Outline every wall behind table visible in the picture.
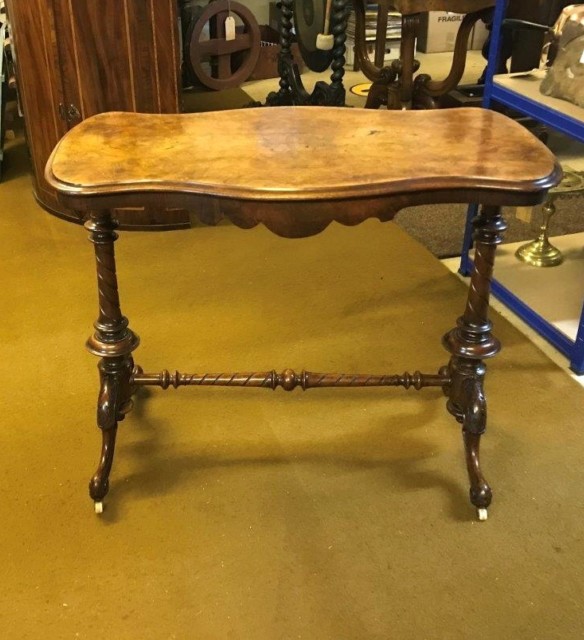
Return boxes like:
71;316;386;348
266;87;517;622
238;0;269;25
182;1;270;25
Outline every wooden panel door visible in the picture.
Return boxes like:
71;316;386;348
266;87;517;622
51;0;180;121
6;0;187;228
5;0;69;216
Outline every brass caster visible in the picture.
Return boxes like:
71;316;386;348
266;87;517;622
477;508;488;522
94;501;104;515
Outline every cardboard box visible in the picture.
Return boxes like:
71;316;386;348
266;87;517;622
470;19;489;51
418;11;490;54
417;11;464;53
345;36;400;69
236;25;304;81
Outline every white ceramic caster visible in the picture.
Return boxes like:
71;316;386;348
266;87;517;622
477;508;488;521
94;501;104;515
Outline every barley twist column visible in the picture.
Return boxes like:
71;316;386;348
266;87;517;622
442;205;507;519
276;0;294;100
85;210;140;511
329;0;348;103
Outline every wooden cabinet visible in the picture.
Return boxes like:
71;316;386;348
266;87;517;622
6;0;189;228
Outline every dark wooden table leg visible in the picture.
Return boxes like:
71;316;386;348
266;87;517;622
398;13;419;106
442;205;507;521
85;210;140;514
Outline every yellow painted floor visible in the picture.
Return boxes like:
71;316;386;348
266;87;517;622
2;133;584;638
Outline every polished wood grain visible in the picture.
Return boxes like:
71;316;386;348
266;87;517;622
47;107;560;205
133;369;451;390
47;106;561;518
51;0;180;118
5;0;68;215
6;0;186;229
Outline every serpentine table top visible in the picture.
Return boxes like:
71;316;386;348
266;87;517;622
43;105;561;518
46;107;560;238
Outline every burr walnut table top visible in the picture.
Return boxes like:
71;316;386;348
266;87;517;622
46;107;560;238
47;107;559;201
44;103;561;520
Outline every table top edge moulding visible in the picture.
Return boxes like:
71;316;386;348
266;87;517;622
46;108;561;207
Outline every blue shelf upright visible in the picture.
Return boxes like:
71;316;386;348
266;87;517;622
458;0;584;373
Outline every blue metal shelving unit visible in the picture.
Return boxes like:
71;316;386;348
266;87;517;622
459;0;584;374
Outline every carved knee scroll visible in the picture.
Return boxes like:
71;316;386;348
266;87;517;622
85;211;139;421
442;206;507;516
443;357;492;510
85;211;140;507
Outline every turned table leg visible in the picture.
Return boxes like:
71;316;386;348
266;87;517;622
442;205;507;520
85;211;140;513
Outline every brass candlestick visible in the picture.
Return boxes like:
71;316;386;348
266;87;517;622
515;198;563;267
516;168;584;267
